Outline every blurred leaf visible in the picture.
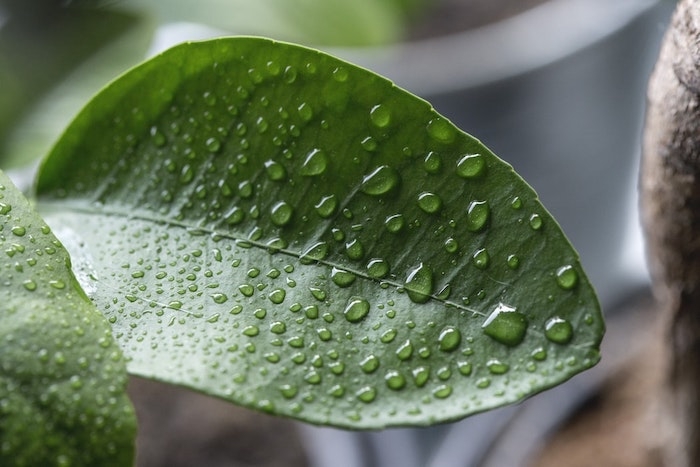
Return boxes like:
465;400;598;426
36;37;603;428
0;170;135;466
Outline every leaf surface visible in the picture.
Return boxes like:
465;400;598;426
0;171;135;466
36;37;604;428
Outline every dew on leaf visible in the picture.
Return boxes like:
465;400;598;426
444;237;458;253
457;361;472;376
23;279;37;291
0;202;11;215
300;148;328;176
529;213;543;230
328;384;345;397
331;268;356;288
486;359;509;375
369;104;391;128
315;195;338;218
268;288;286;304
356;386;376;403
404;262;433;304
456;154;486;178
555;265;578;290
412;366;430;387
238;180;254;198
344;297;370;323
366;258;389;279
466;200;490;232
242;325;259;337
361;165;400;196
317;328;332;341
211;293;228;304
545;316;574;344
361;136;378;152
380;329;397;343
417;192;442;214
438;326;461;352
471;248;490;269
270;201;294;227
360;355;380;373
345;239;365;261
423;152;442;174
384;214;405;233
426;117;455;143
280;384;298;399
482;303;528;347
304;371;322;385
205;137;221;153
433;384;453;399
396;339;414;360
301;242;329;263
531;347;547;361
385;370;406;390
507;254;520;269
239;284;255;297
297;102;313;122
264;160;287;181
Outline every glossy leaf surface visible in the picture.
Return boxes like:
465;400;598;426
0;171;135;466
36;37;603;428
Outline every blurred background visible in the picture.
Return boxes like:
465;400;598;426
0;0;677;465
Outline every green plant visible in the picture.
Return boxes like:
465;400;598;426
0;35;603;465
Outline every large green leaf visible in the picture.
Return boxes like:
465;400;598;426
35;37;604;428
0;171;136;465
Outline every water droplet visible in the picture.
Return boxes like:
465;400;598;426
0;202;11;215
309;286;327;301
385;370;406;390
331;267;356;287
301;242;329;263
438;326;461;352
205;136;221;153
360;135;378;152
288;336;305;348
456;154;486;178
298;102;313;122
531;347;547;361
427;117;455;143
268;288;286;304
487;359;509;374
433;384;453;399
466;201;490;232
476;377;491;389
529;213;543;230
380;329;397;343
482;303;528;347
329;361;345;375
279;384;297;399
366;258;389;279
344;297;370;323
243;325;260;337
270;201;294;227
412;366;430;387
11;226;26;237
356;386;376;403
304;371;322;385
384;214;405;233
180;164;194;184
211;293;228;304
264;160;287;181
361;165;400;196
555;265;578;290
545;316;574;344
314;194;338;218
301;148;328;176
444;237;458;253
507;255;520;269
23;279;37;291
328;384;345;397
457;361;472;376
304;305;319;319
270;321;286;334
417;192;442;214
369;104;391;128
360;355;380;373
404;263;433;304
333;66;349;82
471;248;490;269
423;152;442;174
239;284;255;297
396;339;414;360
345;239;365;261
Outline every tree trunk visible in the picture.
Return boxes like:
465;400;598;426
641;0;700;465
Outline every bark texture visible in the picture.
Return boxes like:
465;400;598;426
641;0;700;464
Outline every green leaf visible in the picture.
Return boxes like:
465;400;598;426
0;171;136;466
35;37;604;428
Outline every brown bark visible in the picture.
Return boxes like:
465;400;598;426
641;0;700;465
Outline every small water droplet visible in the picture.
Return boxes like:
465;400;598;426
361;165;400;196
279;384;298;399
438;326;461;352
0;202;11;215
433;384;453;399
243;325;260;337
457;361;472;376
332;66;349;82
211;293;228;304
456;154;486;178
466;201;490;232
264;160;287;181
385;370;406;390
369;104;391;128
304;371;322;385
328;384;345;397
205;136;221;153
366;258;389;279
487;359;509;374
23;279;37;291
344;297;370;323
396;339;414;360
301;242;329;263
314;194;338;218
545;316;574;344
298;102;313;122
531;347;547;361
356;386;376;403
268;288;286;304
11;226;26;237
270;201;294;227
529;213;543;230
507;254;520;269
269;321;286;334
380;329;397;343
476;377;491;389
482;303;528;347
444;237;458;253
49;280;66;289
301;148;328;176
555;265;578;290
417;192;442;214
345;239;365;261
360;355;380;373
384;214;405;233
427;117;455;143
404;262;433;304
423;152;442;174
412;366;430;387
471;248;490;269
239;284;255;297
331;267;356;288
511;196;523;209
309;286;327;301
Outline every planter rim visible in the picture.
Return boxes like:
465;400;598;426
328;0;660;94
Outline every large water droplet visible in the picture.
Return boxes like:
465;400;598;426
344;297;370;323
366;258;390;279
438;326;461;352
270;201;294;227
360;354;380;373
301;148;328;176
404;262;433;304
361;165;400;196
456;154;486;178
314;194;338;218
555;265;578;290
427;117;455;143
264;160;287;181
331;267;356;288
482;303;528;347
417;192;442;214
545;316;574;344
370;104;391;128
466;201;490;232
301;242;329;263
